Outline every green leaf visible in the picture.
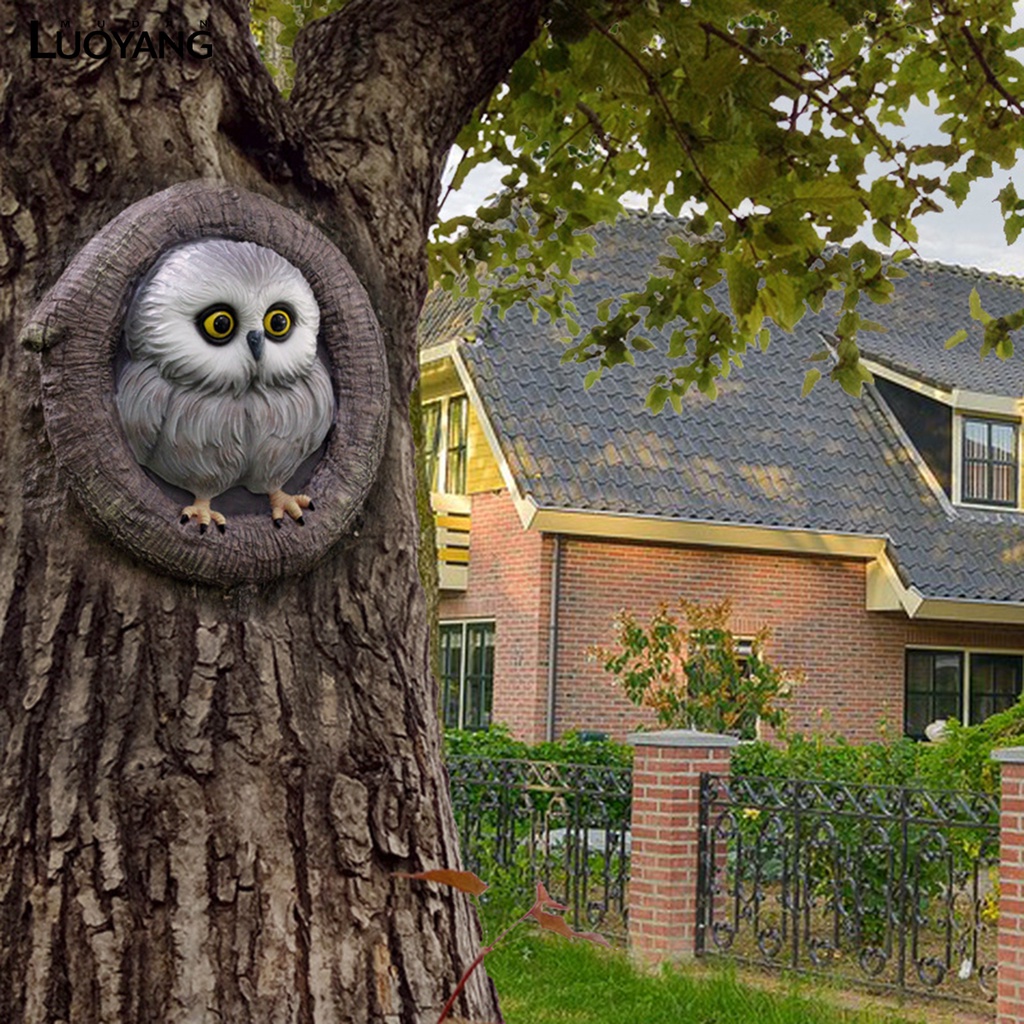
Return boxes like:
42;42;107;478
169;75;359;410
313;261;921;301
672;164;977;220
726;258;760;320
945;328;969;349
801;368;822;397
969;287;993;325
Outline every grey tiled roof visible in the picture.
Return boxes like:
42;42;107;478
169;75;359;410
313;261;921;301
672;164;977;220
452;212;1024;605
860;259;1024;395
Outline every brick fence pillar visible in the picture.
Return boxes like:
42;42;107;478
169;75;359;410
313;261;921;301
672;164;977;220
994;747;1024;1024
627;729;739;963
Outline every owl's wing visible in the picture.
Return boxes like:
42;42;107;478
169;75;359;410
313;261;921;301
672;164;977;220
116;361;174;464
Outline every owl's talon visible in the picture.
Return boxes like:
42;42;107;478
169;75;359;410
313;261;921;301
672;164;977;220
179;500;227;535
268;489;314;527
217;522;226;534
307;501;316;512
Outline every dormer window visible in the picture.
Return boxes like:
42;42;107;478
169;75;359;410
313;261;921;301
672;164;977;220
962;417;1018;507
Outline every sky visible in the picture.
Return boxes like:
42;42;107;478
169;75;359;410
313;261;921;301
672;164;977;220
440;104;1024;278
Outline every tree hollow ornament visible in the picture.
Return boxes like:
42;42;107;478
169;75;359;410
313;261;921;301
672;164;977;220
20;181;389;587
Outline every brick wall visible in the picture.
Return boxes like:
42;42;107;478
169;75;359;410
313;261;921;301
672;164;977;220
442;490;1024;744
997;750;1024;1024
628;732;738;962
438;491;550;740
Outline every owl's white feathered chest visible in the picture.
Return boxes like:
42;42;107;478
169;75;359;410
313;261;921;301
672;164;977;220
116;358;335;498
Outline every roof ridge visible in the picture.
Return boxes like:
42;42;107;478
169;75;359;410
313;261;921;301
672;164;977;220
900;254;1024;288
618;206;1024;283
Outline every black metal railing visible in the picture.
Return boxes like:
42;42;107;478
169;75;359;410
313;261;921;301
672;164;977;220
697;773;1000;1004
447;756;632;940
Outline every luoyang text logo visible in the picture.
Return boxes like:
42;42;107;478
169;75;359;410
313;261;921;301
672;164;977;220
29;20;213;60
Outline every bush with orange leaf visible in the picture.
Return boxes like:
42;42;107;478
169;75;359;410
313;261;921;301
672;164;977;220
596;598;794;739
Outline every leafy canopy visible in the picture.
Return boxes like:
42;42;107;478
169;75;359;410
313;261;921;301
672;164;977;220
256;1;1024;406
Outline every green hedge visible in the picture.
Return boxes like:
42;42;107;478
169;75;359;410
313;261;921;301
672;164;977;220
449;699;1024;795
444;724;633;768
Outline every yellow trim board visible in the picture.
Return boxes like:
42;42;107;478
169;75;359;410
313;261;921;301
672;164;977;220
449;345;538;526
528;504;887;559
863;357;1024;416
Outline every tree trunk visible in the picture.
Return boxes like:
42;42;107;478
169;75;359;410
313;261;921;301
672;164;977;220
0;2;542;1021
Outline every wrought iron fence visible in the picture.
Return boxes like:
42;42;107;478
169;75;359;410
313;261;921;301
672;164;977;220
447;756;632;940
697;773;1001;1004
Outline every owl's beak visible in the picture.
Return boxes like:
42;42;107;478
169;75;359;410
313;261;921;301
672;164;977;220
247;329;264;362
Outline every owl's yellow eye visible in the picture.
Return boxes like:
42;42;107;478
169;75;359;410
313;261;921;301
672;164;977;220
198;307;236;344
263;307;293;340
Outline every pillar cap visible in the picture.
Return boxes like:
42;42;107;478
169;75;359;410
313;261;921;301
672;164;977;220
992;746;1024;764
627;729;741;749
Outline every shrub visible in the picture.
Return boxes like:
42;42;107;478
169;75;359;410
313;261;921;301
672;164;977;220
731;732;923;787
445;725;633;767
915;697;1024;794
596;598;793;739
444;722;530;760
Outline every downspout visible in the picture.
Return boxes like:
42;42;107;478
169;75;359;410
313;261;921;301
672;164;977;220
545;534;563;743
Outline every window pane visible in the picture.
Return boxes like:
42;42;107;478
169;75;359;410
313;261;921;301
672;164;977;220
935;694;962;720
970;653;1022;725
994;464;1016;503
440;624;463;728
906;651;932;691
463;622;495;730
934;654;961;693
905;695;931;738
964;420;988;458
993;423;1016;460
446;396;468;494
905;649;963;738
423;402;442;491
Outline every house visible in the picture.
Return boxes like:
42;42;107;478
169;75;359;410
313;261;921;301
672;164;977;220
419;212;1024;745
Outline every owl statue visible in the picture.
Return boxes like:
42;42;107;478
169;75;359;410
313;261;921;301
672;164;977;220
116;239;336;533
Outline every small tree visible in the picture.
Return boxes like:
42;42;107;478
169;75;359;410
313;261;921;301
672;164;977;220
598;599;793;739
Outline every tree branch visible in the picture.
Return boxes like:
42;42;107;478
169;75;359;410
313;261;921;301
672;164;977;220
212;1;299;180
958;23;1024;117
583;13;737;218
288;0;545;226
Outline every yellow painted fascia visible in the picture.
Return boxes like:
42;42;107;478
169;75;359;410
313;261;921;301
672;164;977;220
909;596;1024;624
448;346;537;530
528;506;887;559
420;340;460;366
865;548;924;616
861;358;954;405
862;357;1024;415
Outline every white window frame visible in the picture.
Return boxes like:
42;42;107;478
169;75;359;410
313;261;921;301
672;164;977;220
952;411;1022;510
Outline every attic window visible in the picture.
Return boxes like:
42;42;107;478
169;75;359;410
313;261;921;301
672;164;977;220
423;395;468;495
962;417;1018;507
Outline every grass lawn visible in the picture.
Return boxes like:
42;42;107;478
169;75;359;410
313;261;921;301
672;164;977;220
483;932;932;1024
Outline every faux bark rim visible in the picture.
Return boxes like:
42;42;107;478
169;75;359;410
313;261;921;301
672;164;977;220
20;180;389;588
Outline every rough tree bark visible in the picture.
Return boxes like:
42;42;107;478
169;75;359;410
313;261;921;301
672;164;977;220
0;2;543;1021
